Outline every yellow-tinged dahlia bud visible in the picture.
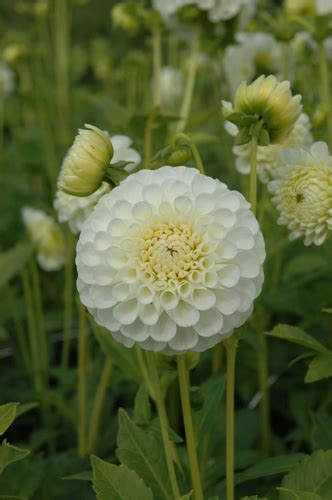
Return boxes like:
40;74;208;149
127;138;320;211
58;124;113;197
22;207;66;271
222;75;302;146
284;0;315;17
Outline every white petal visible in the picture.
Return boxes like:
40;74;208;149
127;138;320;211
168;327;199;351
138;303;160;325
194;308;224;337
160;290;179;310
120;319;150;341
217;265;241;287
214;289;241;315
167;300;200;327
113;299;139;325
189;287;216;310
150;313;177;341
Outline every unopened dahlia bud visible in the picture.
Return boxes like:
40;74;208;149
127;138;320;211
222;75;302;146
58;124;113;197
284;0;315;17
76;166;265;355
268;142;332;246
111;3;140;33
22;208;66;271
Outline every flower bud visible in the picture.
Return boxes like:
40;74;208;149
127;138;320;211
58;124;113;197
111;4;140;34
222;75;302;145
284;0;315;17
22;207;66;271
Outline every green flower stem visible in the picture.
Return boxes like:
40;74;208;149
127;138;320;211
319;42;332;148
147;352;181;500
152;27;162;108
258;333;270;456
87;356;113;453
212;342;224;373
7;284;31;374
0;102;3;152
61;232;76;368
224;338;238;500
176;26;200;133
22;269;42;391
77;300;87;457
54;0;70;146
249;134;258;216
135;345;155;398
177;355;204;500
30;260;48;377
170;133;205;174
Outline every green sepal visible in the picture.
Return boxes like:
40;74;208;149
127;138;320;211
257;128;270;146
104;161;133;187
234;127;251;146
226;112;258;128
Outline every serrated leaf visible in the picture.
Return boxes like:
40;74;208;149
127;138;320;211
0;403;18;435
15;403;38;419
91;455;153;500
265;324;327;353
134;385;151;427
116;409;173;500
305;352;332;383
0;441;30;474
0;242;34;289
233;454;305;485
277;487;323;499
63;471;93;481
311;415;332;450
280;450;332;499
194;373;226;440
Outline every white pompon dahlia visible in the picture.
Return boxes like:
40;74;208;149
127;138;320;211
268;142;332;246
230;113;313;183
54;135;141;234
76;166;265;355
22;207;66;271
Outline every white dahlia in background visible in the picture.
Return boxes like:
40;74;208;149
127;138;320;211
54;135;141;234
268;142;332;246
229;113;313;183
76;166;265;355
22;207;66;271
157;66;184;109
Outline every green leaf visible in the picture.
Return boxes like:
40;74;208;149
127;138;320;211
241;496;267;500
233;454;306;485
116;409;173;500
91;455;153;500
0;441;30;474
311;415;332;450
305;352;332;383
179;494;192;499
277;487;323;499
134;385;151;427
322;308;332;314
280;450;332;498
15;403;38;419
93;325;141;382
265;324;327;353
63;471;93;481
0;403;18;435
0;242;34;289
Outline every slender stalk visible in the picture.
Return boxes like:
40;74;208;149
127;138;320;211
249;135;258;216
224;338;238;500
77;301;87;457
147;353;181;499
188;142;205;174
176;27;200;133
87;357;113;453
319;42;332;148
258;333;270;456
177;355;204;500
22;269;42;391
212;342;224;373
0;101;4;152
135;345;154;398
152;27;162;109
54;0;70;146
61;232;76;367
30;260;48;375
7;284;31;374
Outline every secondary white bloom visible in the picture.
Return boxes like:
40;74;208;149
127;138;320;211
22;208;66;271
76;166;265;355
153;0;250;22
230;113;313;183
268;142;332;246
315;0;332;15
0;62;15;99
54;135;141;234
157;66;184;109
224;33;281;98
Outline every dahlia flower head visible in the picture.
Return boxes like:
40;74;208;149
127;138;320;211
227;113;313;183
76;166;265;355
157;66;184;109
57;124;113;197
222;75;302;146
268;142;332;246
22;207;66;271
152;0;250;22
54;135;141;234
